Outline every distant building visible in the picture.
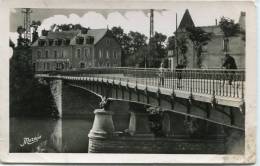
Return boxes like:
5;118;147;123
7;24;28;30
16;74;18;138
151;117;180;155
168;9;245;69
32;28;121;71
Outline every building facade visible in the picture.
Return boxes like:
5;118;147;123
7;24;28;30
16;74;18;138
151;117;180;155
32;29;121;71
168;10;245;69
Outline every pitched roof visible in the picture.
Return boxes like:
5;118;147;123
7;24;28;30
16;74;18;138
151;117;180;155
47;30;80;39
32;29;109;46
87;29;108;45
178;9;195;29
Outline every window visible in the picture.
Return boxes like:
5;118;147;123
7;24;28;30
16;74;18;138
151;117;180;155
37;50;41;59
99;49;102;58
61;50;64;58
84;48;87;57
46;63;50;70
84;48;90;58
202;45;208;52
114;50;117;59
45;50;49;58
223;38;229;52
106;50;109;58
106;39;110;45
77;49;81;58
54;50;57;59
86;48;90;57
80;62;85;68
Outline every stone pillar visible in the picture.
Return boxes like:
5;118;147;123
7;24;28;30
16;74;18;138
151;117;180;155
88;109;115;153
50;79;63;118
128;103;153;136
128;111;153;136
162;112;172;136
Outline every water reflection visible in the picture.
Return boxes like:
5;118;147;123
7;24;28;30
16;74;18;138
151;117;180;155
10;116;94;153
9;102;244;154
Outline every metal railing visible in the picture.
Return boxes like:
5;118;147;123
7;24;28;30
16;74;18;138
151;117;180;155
37;67;245;99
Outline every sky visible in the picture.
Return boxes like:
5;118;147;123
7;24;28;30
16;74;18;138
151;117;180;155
9;5;246;45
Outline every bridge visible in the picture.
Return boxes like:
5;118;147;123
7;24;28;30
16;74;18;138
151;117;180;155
36;67;245;153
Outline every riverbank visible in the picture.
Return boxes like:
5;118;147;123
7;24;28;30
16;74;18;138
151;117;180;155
10;47;58;117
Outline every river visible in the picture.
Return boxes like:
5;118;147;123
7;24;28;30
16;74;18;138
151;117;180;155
10;116;96;153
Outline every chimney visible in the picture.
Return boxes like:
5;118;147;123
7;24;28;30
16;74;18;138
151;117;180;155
81;28;89;34
239;11;246;30
41;29;49;36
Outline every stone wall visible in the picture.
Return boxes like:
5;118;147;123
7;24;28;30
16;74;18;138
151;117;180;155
88;136;226;154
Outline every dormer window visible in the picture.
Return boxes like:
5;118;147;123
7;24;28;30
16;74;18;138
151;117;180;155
55;39;62;46
76;36;84;44
86;36;94;44
38;39;45;46
48;39;54;46
63;38;70;45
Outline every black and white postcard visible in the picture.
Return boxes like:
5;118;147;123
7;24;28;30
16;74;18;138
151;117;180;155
0;0;256;164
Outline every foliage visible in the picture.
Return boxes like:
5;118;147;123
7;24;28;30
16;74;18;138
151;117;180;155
110;27;148;67
219;17;242;53
177;36;188;66
16;26;27;47
130;45;149;67
10;47;58;117
186;27;212;68
52;24;89;32
9;39;15;49
128;31;148;54
219;17;241;38
17;26;25;38
110;26;131;66
166;36;176;50
147;107;165;137
148;32;167;67
31;20;41;43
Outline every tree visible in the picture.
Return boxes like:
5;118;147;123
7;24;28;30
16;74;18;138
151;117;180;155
186;27;212;68
177;36;188;66
131;45;149;67
167;36;176;50
51;24;89;32
16;26;25;47
128;31;148;54
219;17;241;53
149;32;167;67
110;26;131;66
31;20;41;43
125;31;147;66
9;39;15;49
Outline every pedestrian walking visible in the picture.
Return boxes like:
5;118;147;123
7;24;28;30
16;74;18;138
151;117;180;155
159;62;165;86
176;62;185;88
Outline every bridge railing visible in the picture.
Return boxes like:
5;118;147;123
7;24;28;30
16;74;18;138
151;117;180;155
37;67;245;99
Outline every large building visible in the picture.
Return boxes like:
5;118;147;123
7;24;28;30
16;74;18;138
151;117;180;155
32;28;121;71
168;10;245;69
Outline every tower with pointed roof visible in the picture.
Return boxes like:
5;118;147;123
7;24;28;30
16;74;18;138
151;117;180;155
178;9;195;30
168;9;245;69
